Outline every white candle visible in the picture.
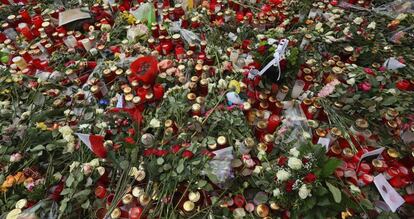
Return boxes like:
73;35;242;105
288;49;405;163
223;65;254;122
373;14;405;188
291;80;305;99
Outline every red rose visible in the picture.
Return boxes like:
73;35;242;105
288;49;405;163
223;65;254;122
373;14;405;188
285;180;295;192
201;149;215;159
257;45;267;55
302;158;309;164
278;156;288;166
233;194;245;207
124;137;135;144
182;150;194;159
171;145;181;154
358;81;372;92
143;148;156;156
396;79;411;91
303;173;317;184
155;149;168;157
363;68;375;76
127;128;135;136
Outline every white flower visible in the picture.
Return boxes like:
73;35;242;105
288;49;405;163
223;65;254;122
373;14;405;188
353;17;363;25
276;169;291;182
66;142;75;153
79;124;91;130
315;22;323;31
149;118;161;128
343;27;350;35
273;188;281;197
217;79;228;89
96;108;104;114
96;122;107;129
346;78;355;85
253;165;263;174
367;21;376;29
233;208;246;219
20;111;31;120
298;184;311;199
63;134;75;143
396;13;407;21
288;157;303;170
69;161;81;172
289;148;300;157
350;184;361;194
64;109;72;116
59;125;73;136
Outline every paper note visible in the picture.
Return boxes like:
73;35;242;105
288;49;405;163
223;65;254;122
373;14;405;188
317;137;330;151
59;8;91;26
373;174;405;212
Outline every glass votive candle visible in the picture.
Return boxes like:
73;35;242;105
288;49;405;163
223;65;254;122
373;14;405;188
291;80;305;99
12;56;28;70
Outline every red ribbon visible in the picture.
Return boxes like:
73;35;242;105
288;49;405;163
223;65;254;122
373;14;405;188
129;56;158;85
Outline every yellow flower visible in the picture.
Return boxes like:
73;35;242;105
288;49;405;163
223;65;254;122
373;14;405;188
14;172;26;184
0;89;10;94
228;80;241;93
36;122;48;131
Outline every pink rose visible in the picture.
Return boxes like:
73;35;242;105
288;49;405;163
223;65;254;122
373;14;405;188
358;81;372;92
363;68;375;76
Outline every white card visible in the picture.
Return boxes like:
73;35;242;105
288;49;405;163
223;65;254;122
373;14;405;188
374;174;405;212
116;94;124;108
317;137;330;151
383;57;406;70
59;8;91;26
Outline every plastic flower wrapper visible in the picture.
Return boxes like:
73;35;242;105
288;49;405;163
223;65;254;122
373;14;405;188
275;101;311;148
203;147;234;188
127;24;149;42
373;0;414;17
389;26;414;44
169;20;200;45
130;3;156;28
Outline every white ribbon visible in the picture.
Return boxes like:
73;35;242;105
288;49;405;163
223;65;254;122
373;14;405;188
248;39;289;81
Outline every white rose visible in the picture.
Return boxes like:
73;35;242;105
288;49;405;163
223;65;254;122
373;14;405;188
288;157;303;170
276;169;291;182
96;108;104;114
63;134;75;143
298;184;311;199
396;13;407;21
59;125;73;136
367;21;376;29
217;79;228;89
289;148;300;157
149;118;161;128
315;22;323;31
353;17;363;25
273;188;281;197
346;78;355;85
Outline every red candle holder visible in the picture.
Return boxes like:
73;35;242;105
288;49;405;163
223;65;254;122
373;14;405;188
129;207;143;219
267;114;281;133
153;83;164;100
95;185;107;199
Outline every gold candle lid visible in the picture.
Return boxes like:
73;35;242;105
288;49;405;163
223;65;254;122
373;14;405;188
342;148;354;158
303;98;313;105
122;194;133;205
334;101;344;109
132;96;141;104
355;118;368;129
188;191;201;202
344;46;354;53
196;96;205;105
336;61;345;68
195;64;203;71
200;78;208;86
268;96;277;103
183;201;195;212
257;143;267;152
165;119;173;128
208;143;217;150
259;102;268;109
192;103;201;112
270;201;280;210
103;69;111;76
316;128;327;137
331;144;342;155
387;108;399;118
303;68;312;75
263;134;274;144
139;194;151;206
110;208;121;219
372;159;383;168
332;66;343;74
275;101;284;108
244;138;255;148
123;86;132;94
304;75;313;82
281;85;289;93
65;69;75;76
187;93;196;101
387;148;399;158
386;120;397;129
90;85;100;94
256;204;269;217
132;187;144;198
115;69;123;76
257;120;267;129
330;127;342;137
191;76;199;83
217;136;227;146
165;127;174;135
243;102;251;111
125;94;134;102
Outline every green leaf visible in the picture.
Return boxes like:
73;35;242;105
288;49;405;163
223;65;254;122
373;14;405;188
81;200;90;209
176;160;184;174
66;175;74;187
33;92;45;106
197;180;207;188
326;182;341;203
73;189;91;199
360;198;374;210
321;159;342;177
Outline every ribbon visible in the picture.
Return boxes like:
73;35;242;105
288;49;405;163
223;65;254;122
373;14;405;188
248;39;289;81
129;56;158;85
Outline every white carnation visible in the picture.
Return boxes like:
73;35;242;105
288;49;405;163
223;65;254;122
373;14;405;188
276;169;291;182
288;157;303;170
289;148;300;157
298;184;311;199
59;125;73;136
353;17;363;25
273;188;281;197
367;21;376;29
96;108;104;114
